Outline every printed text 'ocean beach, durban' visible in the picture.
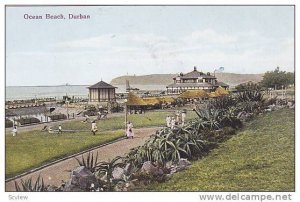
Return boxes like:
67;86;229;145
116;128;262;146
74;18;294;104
23;13;90;20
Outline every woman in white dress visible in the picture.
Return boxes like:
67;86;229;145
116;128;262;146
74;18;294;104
171;117;176;129
126;121;134;139
166;116;171;128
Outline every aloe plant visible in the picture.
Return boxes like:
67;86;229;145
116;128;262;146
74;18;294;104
194;108;221;130
14;175;47;192
165;139;188;163
75;151;99;173
236;90;265;102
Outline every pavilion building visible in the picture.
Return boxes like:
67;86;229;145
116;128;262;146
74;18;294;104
166;67;229;95
88;80;117;103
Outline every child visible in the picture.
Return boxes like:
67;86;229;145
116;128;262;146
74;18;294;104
58;125;62;134
91;121;98;135
12;126;17;136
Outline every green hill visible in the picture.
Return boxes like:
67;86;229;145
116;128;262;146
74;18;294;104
110;73;263;86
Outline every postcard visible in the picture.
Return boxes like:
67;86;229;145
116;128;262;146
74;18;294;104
3;4;296;202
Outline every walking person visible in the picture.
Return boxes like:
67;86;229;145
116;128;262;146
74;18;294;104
166;115;171;128
12;126;18;137
91;121;98;135
126;121;134;139
58;125;62;134
171;117;176;129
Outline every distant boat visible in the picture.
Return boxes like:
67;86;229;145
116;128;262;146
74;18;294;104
126;80;139;92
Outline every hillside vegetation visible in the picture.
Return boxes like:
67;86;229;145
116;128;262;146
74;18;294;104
110;72;263;86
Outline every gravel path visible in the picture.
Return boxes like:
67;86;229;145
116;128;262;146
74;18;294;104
5;127;160;191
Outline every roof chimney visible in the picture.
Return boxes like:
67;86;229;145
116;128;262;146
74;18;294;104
194;66;197;71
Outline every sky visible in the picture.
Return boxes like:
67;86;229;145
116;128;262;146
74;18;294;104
6;6;294;86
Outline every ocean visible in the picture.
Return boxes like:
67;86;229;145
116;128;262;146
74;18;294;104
5;84;167;101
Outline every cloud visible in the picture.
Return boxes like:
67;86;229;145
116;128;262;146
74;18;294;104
7;28;294;86
41;29;296;73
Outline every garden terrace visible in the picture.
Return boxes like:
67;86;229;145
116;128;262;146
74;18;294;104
144;108;294;191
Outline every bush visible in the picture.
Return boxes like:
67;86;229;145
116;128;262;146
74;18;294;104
16;117;40;125
48;114;67;121
5;119;13;128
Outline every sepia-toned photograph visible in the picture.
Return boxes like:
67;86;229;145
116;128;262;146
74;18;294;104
4;4;295;197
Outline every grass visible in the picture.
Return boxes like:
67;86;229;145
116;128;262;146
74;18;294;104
6;110;197;178
144;108;295;191
54;110;197;131
5;130;124;178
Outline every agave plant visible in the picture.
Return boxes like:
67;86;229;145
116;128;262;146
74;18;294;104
220;107;243;129
15;175;47;192
194;108;221;130
236;90;265;103
97;156;125;191
164;139;188;163
209;96;237;110
75;151;99;173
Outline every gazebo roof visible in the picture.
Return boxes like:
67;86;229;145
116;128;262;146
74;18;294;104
126;92;147;106
208;92;220;98
215;86;229;96
178;90;208;99
143;97;161;105
157;96;176;104
88;81;117;89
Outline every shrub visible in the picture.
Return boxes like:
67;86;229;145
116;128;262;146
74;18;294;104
48;114;67;121
5;119;13;128
16;117;40;125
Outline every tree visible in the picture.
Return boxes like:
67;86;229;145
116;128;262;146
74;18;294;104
260;67;294;89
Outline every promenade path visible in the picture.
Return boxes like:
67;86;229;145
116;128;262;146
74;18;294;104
6;127;160;191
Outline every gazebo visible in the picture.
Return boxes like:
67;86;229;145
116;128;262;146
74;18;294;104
143;97;161;109
88;80;117;103
208;86;229;98
157;96;176;105
215;86;229;96
178;89;208;99
126;92;147;113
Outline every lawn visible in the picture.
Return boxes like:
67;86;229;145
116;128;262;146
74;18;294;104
5;130;124;178
145;108;295;191
6;110;197;178
54;110;198;131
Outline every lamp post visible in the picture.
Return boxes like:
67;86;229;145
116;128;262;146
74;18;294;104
124;99;128;136
66;100;69;119
214;67;224;76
